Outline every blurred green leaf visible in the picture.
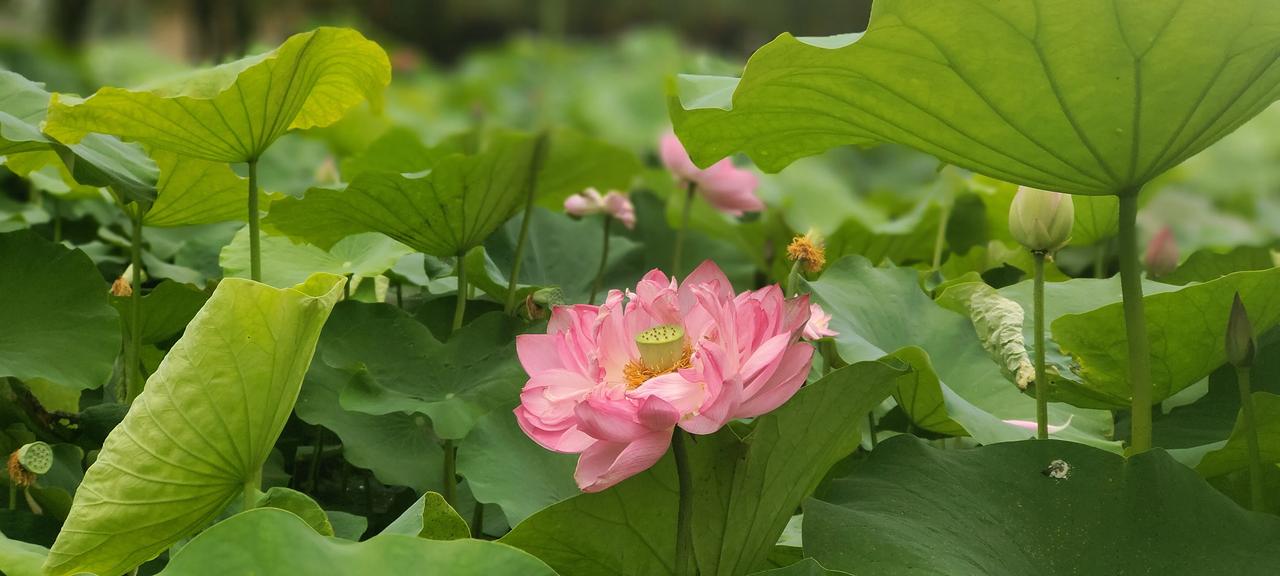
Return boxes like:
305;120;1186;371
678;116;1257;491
220;228;411;289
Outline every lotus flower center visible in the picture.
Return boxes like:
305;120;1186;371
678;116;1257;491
625;324;692;389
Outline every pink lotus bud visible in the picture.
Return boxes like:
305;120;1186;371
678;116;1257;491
1144;226;1179;277
563;188;636;230
803;303;839;340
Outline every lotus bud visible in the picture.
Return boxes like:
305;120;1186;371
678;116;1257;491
1144;226;1178;278
1008;186;1074;253
1226;292;1254;369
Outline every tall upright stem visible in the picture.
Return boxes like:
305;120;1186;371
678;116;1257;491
247;160;262;282
1118;193;1153;453
126;210;144;403
589;217;612;305
931;202;952;271
672;429;695;576
243;469;260;511
441;439;457;506
1236;367;1265;511
1032;251;1048;440
453;253;468;332
504;132;550;315
673;182;696;277
785;259;803;298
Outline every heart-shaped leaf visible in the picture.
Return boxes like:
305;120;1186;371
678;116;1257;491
0;230;120;391
319;302;525;440
456;410;578;527
44;27;390;164
157;508;556;575
43;274;344;576
803;435;1280;575
670;0;1280;195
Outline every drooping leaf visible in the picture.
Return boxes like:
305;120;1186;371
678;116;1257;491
803;435;1280;575
456;409;578;526
319;302;525;439
265;133;540;256
0;230;120;391
158;508;557;576
806;256;1115;447
388;492;471;541
44;27;391;164
501;361;904;576
255;487;334;537
294;360;443;493
0;70;159;204
1053;267;1280;408
43;274;344;576
670;0;1280;196
220;228;411;289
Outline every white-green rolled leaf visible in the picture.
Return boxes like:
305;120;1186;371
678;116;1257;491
43;273;345;576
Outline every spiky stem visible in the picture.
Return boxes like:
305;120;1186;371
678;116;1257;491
589;217;612;305
1236;367;1265;511
125;209;144;403
672;429;695;576
247;160;262;282
1033;251;1048;440
504;132;550;314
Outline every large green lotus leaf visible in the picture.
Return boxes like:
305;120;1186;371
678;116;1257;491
338;127;438;180
0;230;120;391
220;227;411;289
534;129;642;207
1198;392;1280;478
44;27;390;163
382;491;470;541
689;361;903;576
501;361;902;576
143;149;256;227
43;274;344;576
158;508;556;576
1158;246;1277;286
264;133;540;256
803;435;1280;575
484;207;643;304
456;409;577;526
295;349;443;493
806;256;1114;447
319;302;524;440
254;487;334;537
670;0;1280;196
109;280;209;345
1053;267;1280;408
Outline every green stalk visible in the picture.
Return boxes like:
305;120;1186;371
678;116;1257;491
503;132;551;315
867;413;878;449
588;217;612;305
471;502;485;539
125;210;144;403
247;160;262;282
307;426;323;495
671;429;696;576
243;469;260;511
442;439;457;506
1032;251;1048;440
785;259;803;298
672;182;696;277
931;202;952;271
453;253;468;332
1236;367;1265;511
1118;193;1153;453
1094;243;1107;279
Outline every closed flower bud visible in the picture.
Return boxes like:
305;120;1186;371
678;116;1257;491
1226;292;1254;368
1144;226;1179;278
1009;186;1074;253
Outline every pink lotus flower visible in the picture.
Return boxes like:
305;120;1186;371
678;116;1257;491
564;188;636;230
514;261;813;492
1144;226;1178;277
803;303;839;340
660;132;763;216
